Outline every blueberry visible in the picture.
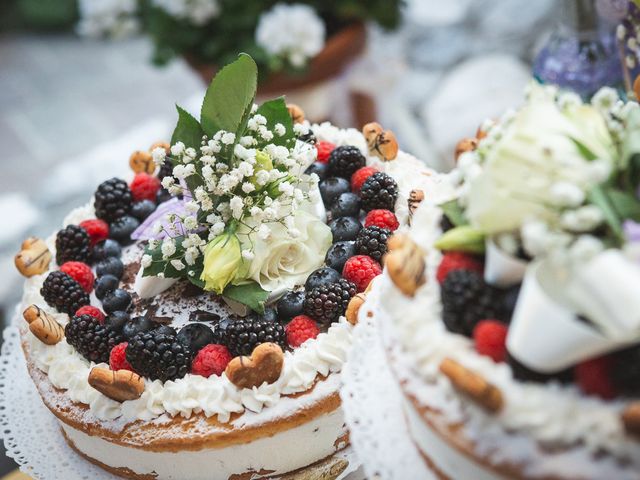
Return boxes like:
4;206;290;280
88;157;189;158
325;241;356;272
261;307;278;323
276;291;305;321
305;162;328;181
94;274;120;300
177;323;215;353
319;177;350;206
155;325;177;336
131;200;157;221
104;311;130;332
330;192;361;219
156;188;172;204
329;217;362;242
93;239;122;262
122;316;155;340
102;288;132;314
109;215;140;245
96;257;124;279
305;267;341;291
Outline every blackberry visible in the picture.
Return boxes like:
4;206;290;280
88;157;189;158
65;314;123;363
223;317;286;357
508;353;573;385
94;178;132;222
441;270;506;337
55;225;91;265
304;279;357;325
157;161;173;182
328;145;366;179
355;226;391;262
612;345;640;396
41;271;90;315
360;172;398;212
126;328;192;382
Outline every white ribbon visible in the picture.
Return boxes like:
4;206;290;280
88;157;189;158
506;250;640;372
484;239;527;287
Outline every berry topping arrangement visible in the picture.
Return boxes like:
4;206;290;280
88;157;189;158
15;54;405;421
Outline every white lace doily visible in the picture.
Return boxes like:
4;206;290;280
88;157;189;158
0;313;363;480
340;308;435;479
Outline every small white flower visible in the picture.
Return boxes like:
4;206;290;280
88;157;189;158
586;159;612;183
274;123;286;136
592;87;619;112
171;142;185;156
256;4;325;68
560;206;603;232
242;182;256;193
151;147;167;166
151;0;220;26
211;221;226;236
569;235;604;262
288;228;301;238
170;259;186;271
183;216;198;230
185;201;199;214
148;239;159;250
152;222;163;235
549;181;585;208
229;196;244;219
221;132;236;145
255;170;270;186
141;254;153;269
161;238;176;258
185;247;200;266
161;176;175;189
278;181;294;196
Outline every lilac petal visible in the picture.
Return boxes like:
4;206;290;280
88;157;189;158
623;219;640;243
131;198;188;241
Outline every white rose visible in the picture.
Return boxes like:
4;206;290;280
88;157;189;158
240;209;331;291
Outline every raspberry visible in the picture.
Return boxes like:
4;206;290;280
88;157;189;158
436;252;484;284
472;320;508;362
364;209;399;231
350;166;379;193
130;173;161;202
79;219;109;246
191;344;232;378
575;356;617;400
342;255;382;292
315;141;335;164
109;342;133;371
286;315;320;348
75;305;105;324
60;261;94;293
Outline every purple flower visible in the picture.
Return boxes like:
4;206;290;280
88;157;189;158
623;219;640;242
131;198;189;241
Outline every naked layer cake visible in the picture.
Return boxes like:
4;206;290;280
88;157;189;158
366;84;640;479
15;54;435;479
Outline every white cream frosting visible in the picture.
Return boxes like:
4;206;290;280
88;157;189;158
372;176;640;476
21;123;430;427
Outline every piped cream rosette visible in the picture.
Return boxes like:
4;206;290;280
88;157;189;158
506;250;640;372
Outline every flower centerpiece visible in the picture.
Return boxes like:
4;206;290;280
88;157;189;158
434;83;640;374
136;53;331;313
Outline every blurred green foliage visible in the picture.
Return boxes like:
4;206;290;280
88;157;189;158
2;0;78;31
141;0;403;78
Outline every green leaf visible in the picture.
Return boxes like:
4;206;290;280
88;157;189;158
255;97;294;147
588;186;623;241
605;188;640;222
569;137;598;161
200;53;257;137
440;200;468;227
171;105;204;149
223;281;269;314
433;226;485;254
